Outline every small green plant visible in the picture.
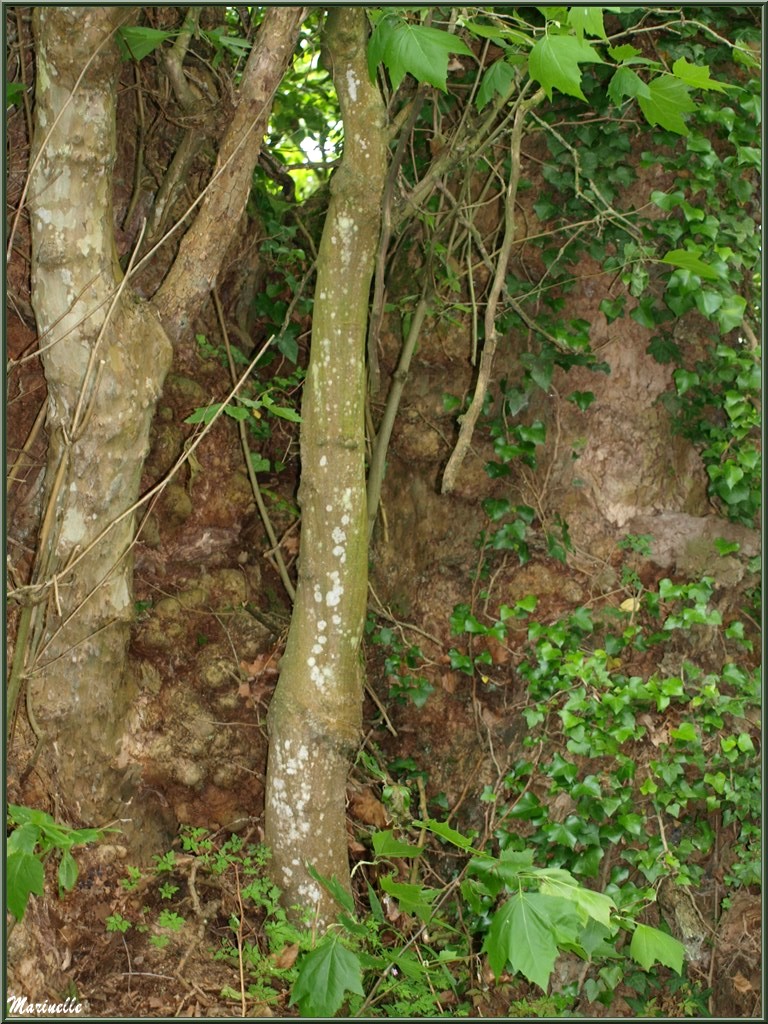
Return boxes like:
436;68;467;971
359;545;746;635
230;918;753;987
6;804;117;921
366;616;434;707
106;912;132;934
120;865;143;891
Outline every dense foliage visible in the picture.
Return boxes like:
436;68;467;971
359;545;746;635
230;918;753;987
7;4;760;1016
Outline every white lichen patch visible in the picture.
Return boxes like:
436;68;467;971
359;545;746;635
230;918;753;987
59;505;86;546
346;69;359;102
309;660;334;694
325;570;343;607
319;455;328;468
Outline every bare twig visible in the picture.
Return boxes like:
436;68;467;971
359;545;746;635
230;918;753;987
441;88;545;493
212;288;296;602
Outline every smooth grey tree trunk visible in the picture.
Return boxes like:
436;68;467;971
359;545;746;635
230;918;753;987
264;8;388;926
26;7;172;830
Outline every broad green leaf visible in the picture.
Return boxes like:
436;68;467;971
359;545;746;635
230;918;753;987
567;7;608;41
660;249;719;280
529;34;604;101
379;874;439;921
306;866;356;915
291;935;364;1018
672;57;732;93
117;26;174;62
608;43;641;61
462;20;533;48
369;16;474;92
484;892;581;989
58;850;78;892
579;918;621;959
536;870;616;929
629;922;684;974
8;805;55;829
260;399;301;423
7;821;40;855
372;830;423;859
7;850;44;921
607;66;650;106
417;817;475;849
476;61;516;110
638;76;696;135
224;405;250;422
469;848;535;895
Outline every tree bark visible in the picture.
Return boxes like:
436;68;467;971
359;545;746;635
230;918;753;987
26;7;172;829
264;7;388;926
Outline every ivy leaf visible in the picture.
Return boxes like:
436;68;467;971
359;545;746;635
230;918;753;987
567;7;608;41
607;66;650;106
716;294;746;334
629;923;685;974
290;935;364;1018
660;249;719;280
637;75;696;135
369;16;474;92
672;57;733;93
567;390;596;411
484;892;581;989
529;34;604;101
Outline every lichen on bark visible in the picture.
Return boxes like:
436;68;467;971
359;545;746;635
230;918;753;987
264;8;388;926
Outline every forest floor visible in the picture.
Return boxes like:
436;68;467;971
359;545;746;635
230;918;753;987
6;318;761;1019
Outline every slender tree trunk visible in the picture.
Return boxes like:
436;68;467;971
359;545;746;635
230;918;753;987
264;8;388;926
26;7;172;828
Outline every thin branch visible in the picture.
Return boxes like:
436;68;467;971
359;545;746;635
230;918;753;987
441;89;545;494
212;288;296;602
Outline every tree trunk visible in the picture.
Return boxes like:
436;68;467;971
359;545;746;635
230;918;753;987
22;6;306;841
26;7;172;829
264;7;388;926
